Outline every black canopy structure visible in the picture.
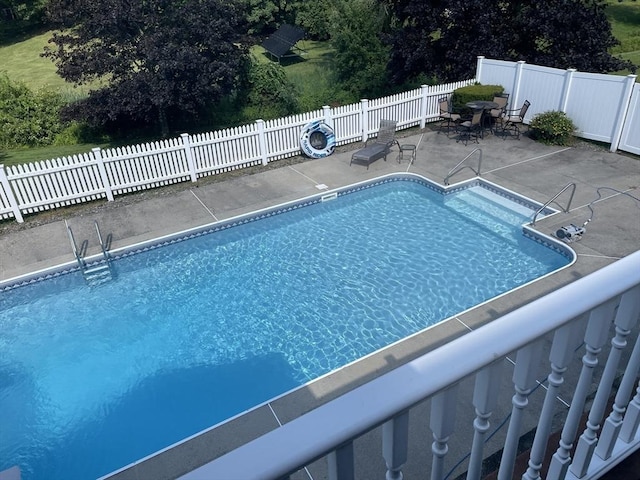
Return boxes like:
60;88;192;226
261;24;306;62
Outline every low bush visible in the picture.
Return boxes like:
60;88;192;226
529;111;576;145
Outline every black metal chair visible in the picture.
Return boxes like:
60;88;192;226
438;97;461;135
489;93;509;133
501;100;531;140
456;110;483;145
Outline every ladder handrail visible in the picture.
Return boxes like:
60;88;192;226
444;148;482;185
66;223;85;269
530;182;576;226
94;220;110;261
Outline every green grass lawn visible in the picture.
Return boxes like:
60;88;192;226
1;31;72;91
606;0;640;77
0;143;112;167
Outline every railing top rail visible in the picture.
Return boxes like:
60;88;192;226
181;250;640;480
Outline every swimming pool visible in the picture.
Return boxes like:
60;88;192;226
0;174;573;480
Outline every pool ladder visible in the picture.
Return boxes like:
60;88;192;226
66;220;114;285
444;148;482;185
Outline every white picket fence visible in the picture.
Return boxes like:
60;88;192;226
1;55;639;223
0;79;473;223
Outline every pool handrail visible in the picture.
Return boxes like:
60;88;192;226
444;148;482;185
530;182;576;226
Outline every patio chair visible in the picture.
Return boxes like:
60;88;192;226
489;93;509;131
438;97;461;135
456;110;483;145
501;100;531;140
350;119;399;169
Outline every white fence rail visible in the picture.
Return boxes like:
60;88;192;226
2;56;639;223
476;56;639;154
175;251;640;480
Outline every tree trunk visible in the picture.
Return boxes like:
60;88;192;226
158;107;169;138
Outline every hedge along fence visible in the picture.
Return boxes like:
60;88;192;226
0;79;474;223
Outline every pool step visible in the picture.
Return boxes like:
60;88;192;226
445;188;533;240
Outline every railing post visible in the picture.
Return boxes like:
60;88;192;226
360;99;369;143
0;164;23;223
383;411;409;480
571;290;640;478
609;74;638;153
546;301;616;480
180;133;198;183
430;385;458;480
419;85;429;129
92;147;114;201
256;119;269;166
328;442;354;480
467;360;503;480
498;340;545;480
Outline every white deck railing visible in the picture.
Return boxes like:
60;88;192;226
179;251;640;480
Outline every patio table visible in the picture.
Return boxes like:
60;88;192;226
466;101;499;136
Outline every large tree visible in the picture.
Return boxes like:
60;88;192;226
43;0;249;136
329;0;392;98
388;0;634;84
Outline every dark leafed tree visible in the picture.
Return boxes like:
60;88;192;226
43;0;249;136
387;0;634;84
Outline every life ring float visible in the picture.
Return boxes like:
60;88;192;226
300;121;336;158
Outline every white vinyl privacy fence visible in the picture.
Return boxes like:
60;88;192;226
1;56;638;223
476;56;639;155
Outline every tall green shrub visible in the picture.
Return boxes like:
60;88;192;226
529;111;576;145
0;74;66;148
243;61;299;120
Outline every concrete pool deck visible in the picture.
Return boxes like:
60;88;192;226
0;128;639;479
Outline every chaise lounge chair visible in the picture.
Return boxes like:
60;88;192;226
350;119;399;169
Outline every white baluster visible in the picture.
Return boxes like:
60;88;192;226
328;441;354;480
596;286;640;459
546;305;614;479
383;411;409;480
620;380;640;442
571;292;639;477
523;316;589;480
466;361;503;480
497;340;545;480
430;385;459;480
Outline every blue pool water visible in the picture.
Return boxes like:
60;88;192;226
0;178;571;480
